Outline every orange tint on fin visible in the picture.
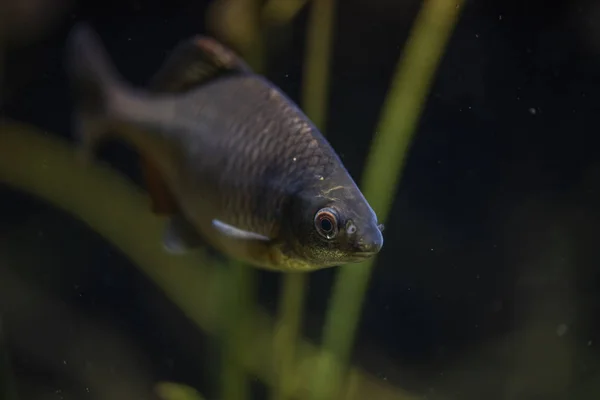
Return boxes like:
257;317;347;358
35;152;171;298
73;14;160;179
140;154;178;215
193;37;252;73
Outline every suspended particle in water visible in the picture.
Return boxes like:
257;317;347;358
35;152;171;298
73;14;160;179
556;323;568;337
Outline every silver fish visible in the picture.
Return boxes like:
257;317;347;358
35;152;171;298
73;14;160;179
66;23;383;272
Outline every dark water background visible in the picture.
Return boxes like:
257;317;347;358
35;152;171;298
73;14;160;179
1;0;600;398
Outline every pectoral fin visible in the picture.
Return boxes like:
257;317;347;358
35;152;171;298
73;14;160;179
211;219;270;242
163;215;205;254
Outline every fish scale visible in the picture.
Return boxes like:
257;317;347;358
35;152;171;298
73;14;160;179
171;76;341;234
185;78;336;230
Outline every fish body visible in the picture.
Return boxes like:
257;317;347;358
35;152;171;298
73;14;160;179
67;23;383;272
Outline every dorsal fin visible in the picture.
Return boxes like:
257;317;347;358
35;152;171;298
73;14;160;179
149;36;252;93
141;36;251;214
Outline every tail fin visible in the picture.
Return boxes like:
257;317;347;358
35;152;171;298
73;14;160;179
66;23;125;163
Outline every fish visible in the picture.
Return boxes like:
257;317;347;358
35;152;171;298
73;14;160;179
66;23;384;272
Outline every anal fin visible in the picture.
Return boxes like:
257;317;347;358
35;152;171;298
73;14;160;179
163;214;205;254
140;153;179;214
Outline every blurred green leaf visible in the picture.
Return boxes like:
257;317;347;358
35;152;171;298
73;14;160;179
155;382;206;400
262;0;309;26
301;0;337;130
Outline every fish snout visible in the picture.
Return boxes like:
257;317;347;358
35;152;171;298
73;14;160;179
356;227;384;255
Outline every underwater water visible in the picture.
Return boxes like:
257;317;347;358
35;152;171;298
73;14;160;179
1;0;600;399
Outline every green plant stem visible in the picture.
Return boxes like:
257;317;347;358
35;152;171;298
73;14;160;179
204;2;264;400
272;1;337;398
301;0;337;130
271;273;307;400
262;0;309;27
207;0;265;73
221;261;254;400
155;381;207;400
309;0;465;399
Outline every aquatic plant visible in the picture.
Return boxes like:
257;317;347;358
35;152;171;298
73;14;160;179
155;381;207;400
0;0;463;397
309;1;464;398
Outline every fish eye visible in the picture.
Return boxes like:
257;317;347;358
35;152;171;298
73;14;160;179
314;208;338;239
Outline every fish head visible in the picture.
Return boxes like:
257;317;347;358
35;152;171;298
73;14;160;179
284;180;384;268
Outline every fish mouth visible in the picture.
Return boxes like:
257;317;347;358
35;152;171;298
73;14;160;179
353;237;383;256
358;251;378;258
349;251;379;261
